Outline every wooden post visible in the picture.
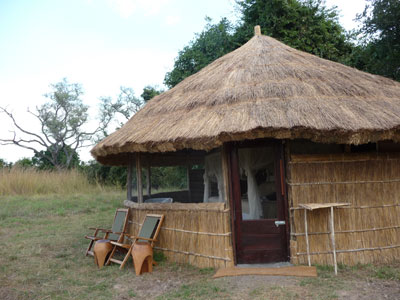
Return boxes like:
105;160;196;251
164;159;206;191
187;165;191;202
146;163;151;198
304;209;311;267
136;153;143;204
127;156;133;201
221;145;230;205
222;144;235;266
330;206;338;275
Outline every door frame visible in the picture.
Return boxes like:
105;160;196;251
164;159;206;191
225;139;290;264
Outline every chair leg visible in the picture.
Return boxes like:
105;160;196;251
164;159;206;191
142;255;153;274
94;251;99;266
106;245;118;266
119;247;133;270
86;240;94;256
133;255;153;275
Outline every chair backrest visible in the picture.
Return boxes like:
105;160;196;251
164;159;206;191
137;214;164;246
108;208;129;241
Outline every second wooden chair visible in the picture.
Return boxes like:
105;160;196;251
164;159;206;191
106;214;164;271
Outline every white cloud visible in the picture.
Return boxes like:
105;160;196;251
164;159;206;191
165;15;181;26
108;0;172;18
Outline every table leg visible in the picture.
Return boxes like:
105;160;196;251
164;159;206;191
304;209;311;267
330;206;337;275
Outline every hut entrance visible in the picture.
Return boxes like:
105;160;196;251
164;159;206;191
230;142;288;264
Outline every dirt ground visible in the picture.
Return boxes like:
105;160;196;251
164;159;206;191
110;262;400;300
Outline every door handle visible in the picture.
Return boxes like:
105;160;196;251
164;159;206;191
275;220;285;227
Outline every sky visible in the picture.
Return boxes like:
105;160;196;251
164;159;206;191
0;0;367;163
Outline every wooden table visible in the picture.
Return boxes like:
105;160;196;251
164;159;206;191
299;203;350;275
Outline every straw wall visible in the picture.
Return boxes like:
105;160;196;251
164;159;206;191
124;201;234;268
287;153;400;266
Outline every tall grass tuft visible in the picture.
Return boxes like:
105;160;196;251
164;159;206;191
0;167;107;195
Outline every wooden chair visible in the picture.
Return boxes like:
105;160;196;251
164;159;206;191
106;214;164;270
85;208;129;256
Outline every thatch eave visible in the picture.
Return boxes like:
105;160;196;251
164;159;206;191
91;34;400;165
93;125;400;165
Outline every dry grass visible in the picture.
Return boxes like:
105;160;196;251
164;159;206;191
92;34;400;164
0;167;107;196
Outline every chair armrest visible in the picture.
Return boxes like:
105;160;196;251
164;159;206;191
128;236;156;242
88;227;109;231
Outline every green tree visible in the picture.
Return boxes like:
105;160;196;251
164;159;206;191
14;158;34;168
352;0;400;81
164;1;354;88
0;79;115;170
164;17;235;88
32;145;80;170
82;160;128;187
235;0;353;61
141;85;164;102
0;158;11;168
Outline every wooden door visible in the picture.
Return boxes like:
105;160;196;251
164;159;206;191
229;141;289;264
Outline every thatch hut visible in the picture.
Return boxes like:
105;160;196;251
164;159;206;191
91;27;400;268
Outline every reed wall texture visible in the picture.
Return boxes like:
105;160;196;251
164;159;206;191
287;153;400;266
123;201;234;268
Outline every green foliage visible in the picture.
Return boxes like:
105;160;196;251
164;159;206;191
235;0;353;62
13;158;35;168
0;158;12;168
81;160;127;187
82;161;187;191
150;166;188;190
371;265;400;281
164;1;354;88
141;85;164;102
164;17;236;88
32;145;80;170
352;0;400;81
153;250;167;263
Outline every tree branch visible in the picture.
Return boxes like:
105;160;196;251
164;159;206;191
1;107;49;147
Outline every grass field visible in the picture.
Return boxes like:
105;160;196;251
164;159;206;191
1;189;399;299
0;167;103;196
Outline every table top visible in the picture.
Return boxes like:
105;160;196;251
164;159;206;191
299;203;350;211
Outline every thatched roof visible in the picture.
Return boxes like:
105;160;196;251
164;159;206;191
92;31;400;164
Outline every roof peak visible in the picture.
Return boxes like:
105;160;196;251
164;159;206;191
254;25;261;36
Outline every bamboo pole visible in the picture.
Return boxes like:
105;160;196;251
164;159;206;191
187;165;191;202
127;156;133;201
146;164;151;197
330;206;337;275
290;203;400;210
136;153;143;203
154;246;232;262
288;178;400;186
291;224;400;236
296;244;400;256
221;145;230;205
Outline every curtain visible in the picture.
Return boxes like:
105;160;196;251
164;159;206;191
203;152;224;203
